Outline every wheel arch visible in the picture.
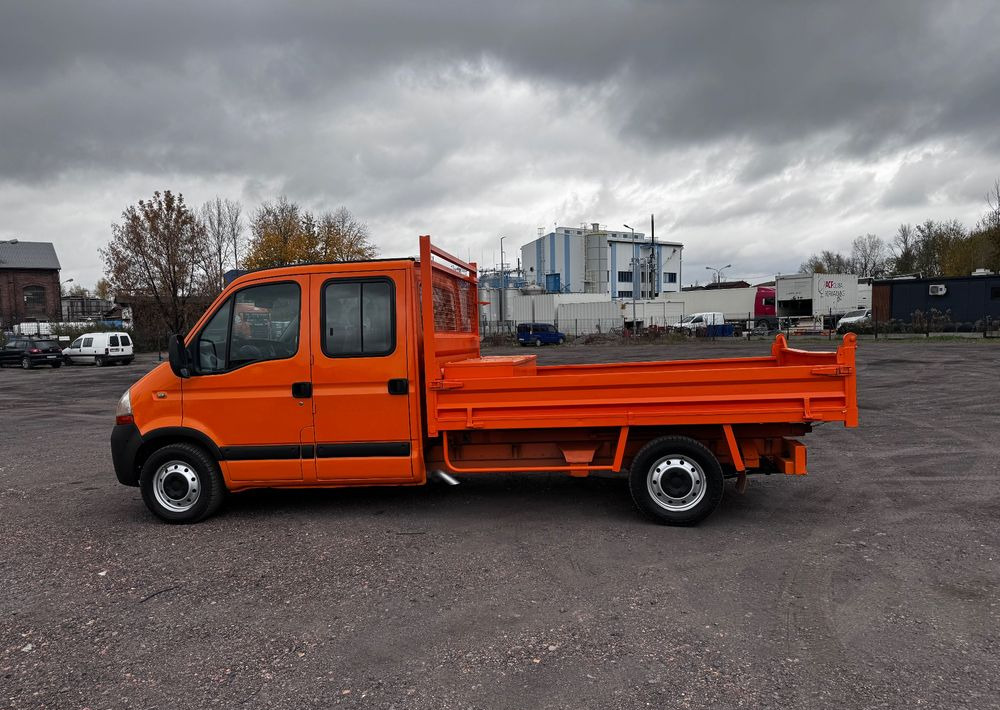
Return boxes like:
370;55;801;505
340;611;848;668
135;427;223;478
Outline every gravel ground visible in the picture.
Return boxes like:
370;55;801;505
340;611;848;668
2;339;999;709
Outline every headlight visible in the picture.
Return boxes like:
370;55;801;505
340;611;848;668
115;389;133;425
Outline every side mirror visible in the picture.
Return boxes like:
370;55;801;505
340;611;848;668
168;333;191;378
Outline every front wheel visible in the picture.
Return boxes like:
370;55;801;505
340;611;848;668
139;442;227;523
535;338;542;347
21;356;32;370
628;435;724;525
95;356;105;367
557;337;565;345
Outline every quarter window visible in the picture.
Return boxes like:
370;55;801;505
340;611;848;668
82;337;93;347
323;279;395;357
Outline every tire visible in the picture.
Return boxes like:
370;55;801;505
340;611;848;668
628;435;724;526
21;357;32;370
558;337;565;345
95;356;105;367
139;442;227;524
63;356;72;365
535;338;542;347
755;319;769;330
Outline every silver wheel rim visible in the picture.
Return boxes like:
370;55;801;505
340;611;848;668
647;455;707;512
152;460;201;513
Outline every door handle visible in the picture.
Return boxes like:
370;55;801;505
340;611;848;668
291;382;312;398
387;378;408;395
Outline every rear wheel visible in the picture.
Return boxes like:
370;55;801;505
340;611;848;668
628;435;724;525
139;442;226;523
21;357;32;370
558;337;565;345
535;338;542;347
95;356;105;367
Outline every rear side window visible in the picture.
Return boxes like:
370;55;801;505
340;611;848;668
120;335;131;346
109;335;120;346
323;279;395;357
82;337;93;347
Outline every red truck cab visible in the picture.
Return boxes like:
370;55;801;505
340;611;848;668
111;237;858;525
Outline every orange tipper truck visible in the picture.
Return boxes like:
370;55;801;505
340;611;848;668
111;237;859;525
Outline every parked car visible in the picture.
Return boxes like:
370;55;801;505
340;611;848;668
0;337;64;369
517;322;566;346
836;309;871;333
670;312;725;333
63;332;134;366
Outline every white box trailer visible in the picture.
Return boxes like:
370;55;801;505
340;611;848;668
776;273;858;322
671;287;761;322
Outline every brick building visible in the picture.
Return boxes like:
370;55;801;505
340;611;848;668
0;241;62;328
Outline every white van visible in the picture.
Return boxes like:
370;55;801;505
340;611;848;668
63;332;134;366
671;312;725;333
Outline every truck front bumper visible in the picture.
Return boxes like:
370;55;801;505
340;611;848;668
111;423;143;486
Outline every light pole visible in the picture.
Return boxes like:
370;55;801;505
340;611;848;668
498;235;505;326
623;224;638;327
706;264;731;284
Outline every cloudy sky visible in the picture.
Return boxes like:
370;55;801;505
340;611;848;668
2;1;999;287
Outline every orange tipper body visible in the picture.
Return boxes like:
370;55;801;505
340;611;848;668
110;236;859;525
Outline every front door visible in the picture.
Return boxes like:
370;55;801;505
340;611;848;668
309;270;415;481
181;277;314;482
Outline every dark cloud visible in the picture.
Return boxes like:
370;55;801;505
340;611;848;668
1;1;999;284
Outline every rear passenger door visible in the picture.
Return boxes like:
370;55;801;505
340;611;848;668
309;270;415;481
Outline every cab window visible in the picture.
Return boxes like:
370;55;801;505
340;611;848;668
194;282;300;374
323;278;394;357
71;338;82;349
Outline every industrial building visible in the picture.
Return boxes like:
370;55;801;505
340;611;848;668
519;223;683;298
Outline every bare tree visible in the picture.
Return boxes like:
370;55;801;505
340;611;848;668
101;190;210;334
850;233;887;278
889;224;919;274
800;249;853;274
200;197;244;290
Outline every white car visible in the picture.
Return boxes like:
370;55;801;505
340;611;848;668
836;309;871;332
63;332;134;366
671;312;725;332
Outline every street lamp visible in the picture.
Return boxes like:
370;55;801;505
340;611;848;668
498;235;505;325
706;264;731;284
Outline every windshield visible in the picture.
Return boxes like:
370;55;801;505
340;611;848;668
844;310;867;318
34;340;59;349
679;315;695;324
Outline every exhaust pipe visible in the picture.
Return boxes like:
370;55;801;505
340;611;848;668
431;470;460;486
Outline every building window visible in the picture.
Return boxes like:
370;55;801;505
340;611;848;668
617;270;633;282
665;272;677;284
23;285;46;313
618;290;632;299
